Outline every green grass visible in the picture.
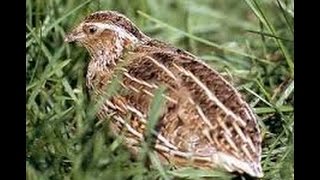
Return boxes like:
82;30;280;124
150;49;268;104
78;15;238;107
26;0;294;179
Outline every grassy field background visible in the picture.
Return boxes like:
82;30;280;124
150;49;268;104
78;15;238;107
26;0;294;179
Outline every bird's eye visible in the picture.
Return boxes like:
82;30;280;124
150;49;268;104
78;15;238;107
89;26;97;34
83;25;97;34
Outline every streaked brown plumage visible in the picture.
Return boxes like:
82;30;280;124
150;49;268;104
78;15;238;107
65;11;263;178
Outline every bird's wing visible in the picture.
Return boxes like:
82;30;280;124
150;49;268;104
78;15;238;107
104;43;263;177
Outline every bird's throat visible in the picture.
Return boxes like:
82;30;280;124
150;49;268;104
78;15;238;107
87;35;138;71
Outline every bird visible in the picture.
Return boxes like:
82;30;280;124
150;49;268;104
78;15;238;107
65;10;263;178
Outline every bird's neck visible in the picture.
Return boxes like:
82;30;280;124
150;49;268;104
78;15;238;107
88;35;139;71
86;36;139;91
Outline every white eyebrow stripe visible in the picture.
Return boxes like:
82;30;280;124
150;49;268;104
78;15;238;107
89;22;139;43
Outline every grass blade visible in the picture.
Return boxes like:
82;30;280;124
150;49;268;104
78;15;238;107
276;0;294;35
137;11;271;64
276;80;294;106
246;29;293;42
44;0;92;36
148;152;170;180
147;86;166;135
255;106;293;114
244;0;294;76
169;167;233;179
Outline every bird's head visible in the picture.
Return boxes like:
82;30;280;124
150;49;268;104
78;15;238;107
65;11;149;64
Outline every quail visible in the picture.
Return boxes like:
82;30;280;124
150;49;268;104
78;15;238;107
65;11;263;178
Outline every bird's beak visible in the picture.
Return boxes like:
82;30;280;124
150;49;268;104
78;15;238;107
64;28;84;43
64;34;76;43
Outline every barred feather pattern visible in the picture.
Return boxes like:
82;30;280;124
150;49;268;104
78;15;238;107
65;11;263;178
